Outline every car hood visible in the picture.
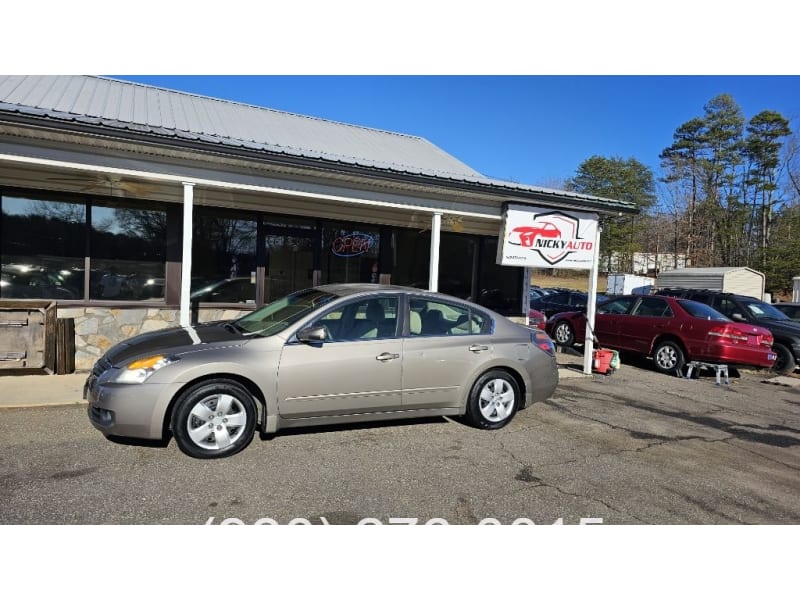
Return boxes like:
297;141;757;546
103;322;246;366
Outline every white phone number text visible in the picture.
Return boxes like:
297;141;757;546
204;517;604;525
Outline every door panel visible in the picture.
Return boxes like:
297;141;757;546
401;297;492;409
277;339;403;418
402;336;491;408
616;297;673;353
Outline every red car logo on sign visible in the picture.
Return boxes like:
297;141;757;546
509;223;561;247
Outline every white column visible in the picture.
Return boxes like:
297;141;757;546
583;222;602;375
180;182;195;327
428;212;442;292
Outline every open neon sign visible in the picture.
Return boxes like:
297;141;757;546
332;233;374;257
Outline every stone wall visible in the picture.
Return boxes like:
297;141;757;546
57;307;252;371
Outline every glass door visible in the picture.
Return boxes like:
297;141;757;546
264;232;315;302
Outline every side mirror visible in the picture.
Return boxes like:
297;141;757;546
296;325;328;343
730;312;746;322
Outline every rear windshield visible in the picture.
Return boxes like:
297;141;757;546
678;299;730;321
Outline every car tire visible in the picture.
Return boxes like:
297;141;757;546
464;370;520;430
652;340;686;376
171;379;257;459
771;343;797;375
552;321;575;346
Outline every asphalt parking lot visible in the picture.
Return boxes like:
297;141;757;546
1;353;799;525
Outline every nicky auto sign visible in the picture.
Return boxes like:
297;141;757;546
497;205;599;269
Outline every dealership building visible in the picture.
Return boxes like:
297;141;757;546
0;75;636;370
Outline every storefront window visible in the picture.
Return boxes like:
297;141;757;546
265;233;314;302
89;201;167;300
477;237;523;315
191;210;257;304
321;224;380;285
390;227;522;315
390;228;430;290
438;232;477;301
1;195;85;299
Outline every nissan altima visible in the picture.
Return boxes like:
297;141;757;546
85;284;559;459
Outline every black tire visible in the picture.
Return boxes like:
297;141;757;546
772;343;797;375
552;320;575;346
652;339;686;376
171;379;257;459
464;370;520;430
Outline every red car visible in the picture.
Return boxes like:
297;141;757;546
545;294;776;375
510;223;561;247
528;308;547;330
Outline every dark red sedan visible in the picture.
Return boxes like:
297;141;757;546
545;294;776;375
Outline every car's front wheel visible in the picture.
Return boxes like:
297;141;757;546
464;370;519;430
652;340;685;376
771;343;797;375
552;320;575;346
171;379;257;459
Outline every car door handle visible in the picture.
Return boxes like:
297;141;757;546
376;352;400;362
469;344;489;353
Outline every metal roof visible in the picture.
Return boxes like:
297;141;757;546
0;75;637;214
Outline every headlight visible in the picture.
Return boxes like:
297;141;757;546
115;355;180;384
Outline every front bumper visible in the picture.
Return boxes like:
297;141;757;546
84;371;175;440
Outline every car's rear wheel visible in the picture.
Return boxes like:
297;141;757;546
652;340;685;375
772;343;796;375
171;379;257;459
465;370;519;430
552;321;575;346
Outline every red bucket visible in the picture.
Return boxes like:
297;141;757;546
592;349;615;374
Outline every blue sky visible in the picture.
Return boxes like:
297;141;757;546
108;75;800;192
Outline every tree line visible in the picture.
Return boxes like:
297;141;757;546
565;93;798;296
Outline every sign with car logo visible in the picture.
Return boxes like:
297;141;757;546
497;205;598;269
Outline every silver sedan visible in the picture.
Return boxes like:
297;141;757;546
86;284;559;458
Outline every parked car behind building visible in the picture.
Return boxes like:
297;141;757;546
531;290;608;319
657;289;800;375
545;294;776;376
774;302;800;322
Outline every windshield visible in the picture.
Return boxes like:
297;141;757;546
743;299;791;322
233;289;338;337
678;299;730;321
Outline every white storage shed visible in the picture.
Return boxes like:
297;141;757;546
656;267;765;299
607;273;654;295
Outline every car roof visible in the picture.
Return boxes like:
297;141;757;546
314;283;422;297
312;283;503;316
656;288;762;301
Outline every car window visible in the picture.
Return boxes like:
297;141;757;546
677;299;730;321
778;305;800;320
598;297;636;315
409;297;487;337
234;288;337;336
568;293;584;306
716;297;739;318
743;299;790;321
546;292;568;304
309;296;399;341
632;297;672;317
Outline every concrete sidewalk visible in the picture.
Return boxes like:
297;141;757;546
0;359;589;409
1;372;88;408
